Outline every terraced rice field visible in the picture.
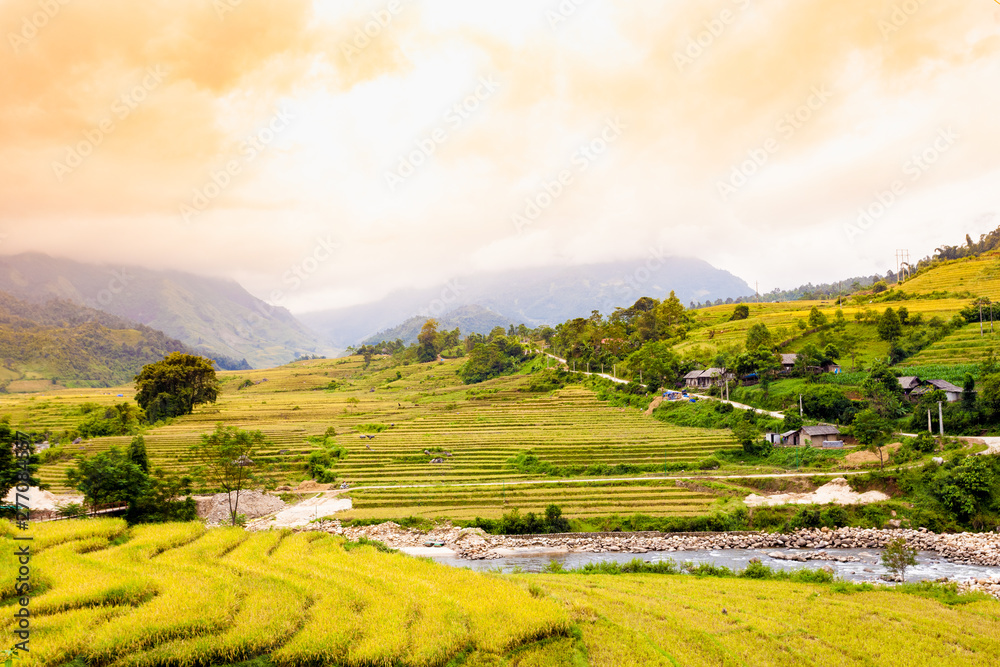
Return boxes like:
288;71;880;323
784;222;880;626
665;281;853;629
902;324;999;367
528;572;1000;666
902;252;1000;299
8;357;736;520
0;519;568;666
345;480;721;521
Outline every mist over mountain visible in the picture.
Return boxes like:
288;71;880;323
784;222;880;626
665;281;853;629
301;257;753;349
361;304;516;346
0;253;327;368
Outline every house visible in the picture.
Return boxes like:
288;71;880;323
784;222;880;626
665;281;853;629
800;424;842;448
927;379;964;403
766;429;810;447
898;376;922;396
683;368;733;389
821;362;842;374
780;354;799;372
683;370;704;388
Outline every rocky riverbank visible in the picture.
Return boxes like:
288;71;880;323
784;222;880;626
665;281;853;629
294;521;999;567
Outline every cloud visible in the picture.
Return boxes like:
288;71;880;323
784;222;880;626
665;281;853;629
0;0;998;309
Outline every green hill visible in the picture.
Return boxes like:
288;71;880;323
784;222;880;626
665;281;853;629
0;253;326;368
0;292;193;390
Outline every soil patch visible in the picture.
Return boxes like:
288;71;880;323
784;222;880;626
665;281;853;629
744;477;889;508
845;442;902;465
197;490;286;525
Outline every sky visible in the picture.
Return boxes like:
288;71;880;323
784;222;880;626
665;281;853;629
1;0;999;313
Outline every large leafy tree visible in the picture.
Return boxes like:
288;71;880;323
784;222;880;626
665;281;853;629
877;307;902;342
191;424;268;526
851;408;892;470
0;422;41;501
66;447;148;509
134;353;219;422
417;319;439;363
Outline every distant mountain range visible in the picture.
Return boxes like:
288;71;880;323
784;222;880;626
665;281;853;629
361;304;515;346
300;258;754;349
0;291;193;390
0;253;327;368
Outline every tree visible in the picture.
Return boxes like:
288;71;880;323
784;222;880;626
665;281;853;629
962;373;977;412
852;408;892;470
78;402;145;438
658;290;686;328
730;304;750;321
861;362;904;418
733;418;769;456
128;435;150;473
417;319;440;363
808;306;828;328
67;447;148;510
877;308;902;343
783;411;804;432
881;537;918;582
191;424;268;526
0;422;41;501
745;323;773;351
134;353;220;422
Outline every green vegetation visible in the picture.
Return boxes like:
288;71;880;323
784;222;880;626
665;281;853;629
190;424;268;526
134;353;220;422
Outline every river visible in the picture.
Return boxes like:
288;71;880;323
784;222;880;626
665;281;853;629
427;548;1000;583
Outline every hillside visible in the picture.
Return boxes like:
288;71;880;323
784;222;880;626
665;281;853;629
0;253;326;368
362;304;515;345
0;292;192;390
300;257;754;348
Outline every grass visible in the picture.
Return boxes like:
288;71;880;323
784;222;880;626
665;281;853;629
0;519;569;667
6;518;996;666
525;573;1000;666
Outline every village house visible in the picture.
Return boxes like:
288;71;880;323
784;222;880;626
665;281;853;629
683;368;733;389
911;379;964;403
779;354;799;373
898;376;922;396
767;424;842;448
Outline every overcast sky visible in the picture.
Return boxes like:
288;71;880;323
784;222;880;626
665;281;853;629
1;0;998;313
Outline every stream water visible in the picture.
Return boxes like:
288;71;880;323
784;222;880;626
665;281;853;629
429;548;1000;583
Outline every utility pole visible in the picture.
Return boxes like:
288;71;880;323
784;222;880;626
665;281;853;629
938;401;945;440
928;409;932;434
799;394;803;417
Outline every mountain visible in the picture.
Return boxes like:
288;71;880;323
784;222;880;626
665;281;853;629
362;304;515;346
300;257;753;348
0;253;327;368
0;291;194;390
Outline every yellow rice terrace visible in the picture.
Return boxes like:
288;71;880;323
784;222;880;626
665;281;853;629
0;519;567;666
3;519;999;667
